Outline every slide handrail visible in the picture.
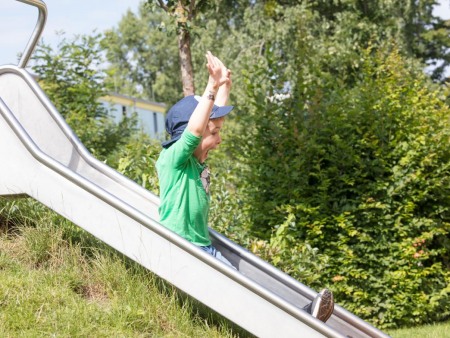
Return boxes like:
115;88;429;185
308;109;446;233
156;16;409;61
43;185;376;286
16;0;47;68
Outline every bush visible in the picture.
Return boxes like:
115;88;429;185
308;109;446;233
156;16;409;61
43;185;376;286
235;44;450;328
107;132;161;194
32;34;136;159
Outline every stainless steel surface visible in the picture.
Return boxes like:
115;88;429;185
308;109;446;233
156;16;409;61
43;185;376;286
16;0;47;68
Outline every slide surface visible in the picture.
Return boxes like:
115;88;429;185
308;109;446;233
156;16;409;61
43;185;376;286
0;65;390;338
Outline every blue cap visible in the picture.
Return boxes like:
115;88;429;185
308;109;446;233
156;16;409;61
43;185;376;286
161;95;234;148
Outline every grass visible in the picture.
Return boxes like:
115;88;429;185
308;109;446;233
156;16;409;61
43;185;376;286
0;198;248;337
1;198;449;337
388;322;450;338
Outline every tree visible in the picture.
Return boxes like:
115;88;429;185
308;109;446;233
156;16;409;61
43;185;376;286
146;0;211;96
145;0;259;96
104;0;450;106
304;0;450;81
32;33;136;158
104;1;250;104
102;4;182;104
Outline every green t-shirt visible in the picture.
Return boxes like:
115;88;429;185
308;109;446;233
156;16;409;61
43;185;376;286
156;129;211;246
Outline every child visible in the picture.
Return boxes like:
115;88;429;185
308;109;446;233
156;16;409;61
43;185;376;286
156;51;234;267
156;51;334;322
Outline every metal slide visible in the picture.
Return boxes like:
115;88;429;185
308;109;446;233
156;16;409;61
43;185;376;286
0;1;390;337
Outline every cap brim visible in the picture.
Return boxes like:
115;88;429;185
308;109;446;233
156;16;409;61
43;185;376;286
210;104;234;119
193;95;234;119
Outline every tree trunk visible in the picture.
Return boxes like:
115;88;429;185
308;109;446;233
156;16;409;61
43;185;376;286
178;29;195;96
157;0;196;96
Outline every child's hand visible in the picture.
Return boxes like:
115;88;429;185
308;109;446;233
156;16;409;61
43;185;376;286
206;51;228;88
223;68;232;89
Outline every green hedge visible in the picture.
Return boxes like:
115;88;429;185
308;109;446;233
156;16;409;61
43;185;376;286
234;46;450;328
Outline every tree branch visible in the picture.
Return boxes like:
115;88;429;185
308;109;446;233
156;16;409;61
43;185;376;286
156;0;169;12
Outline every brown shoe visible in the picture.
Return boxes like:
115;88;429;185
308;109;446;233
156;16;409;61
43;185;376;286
311;288;334;322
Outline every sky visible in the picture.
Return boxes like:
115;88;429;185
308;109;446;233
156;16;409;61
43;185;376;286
0;0;143;66
0;0;449;67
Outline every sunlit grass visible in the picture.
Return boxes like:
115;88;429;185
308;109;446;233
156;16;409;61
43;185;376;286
2;198;448;337
0;198;247;337
388;321;450;338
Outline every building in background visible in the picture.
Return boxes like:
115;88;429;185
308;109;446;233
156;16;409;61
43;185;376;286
99;93;166;141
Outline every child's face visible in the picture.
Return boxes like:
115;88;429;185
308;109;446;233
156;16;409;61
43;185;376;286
194;117;224;163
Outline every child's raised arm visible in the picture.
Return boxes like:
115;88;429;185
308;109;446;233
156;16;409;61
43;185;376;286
187;51;228;137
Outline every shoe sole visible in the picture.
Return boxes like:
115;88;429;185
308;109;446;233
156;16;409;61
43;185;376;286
311;289;334;322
